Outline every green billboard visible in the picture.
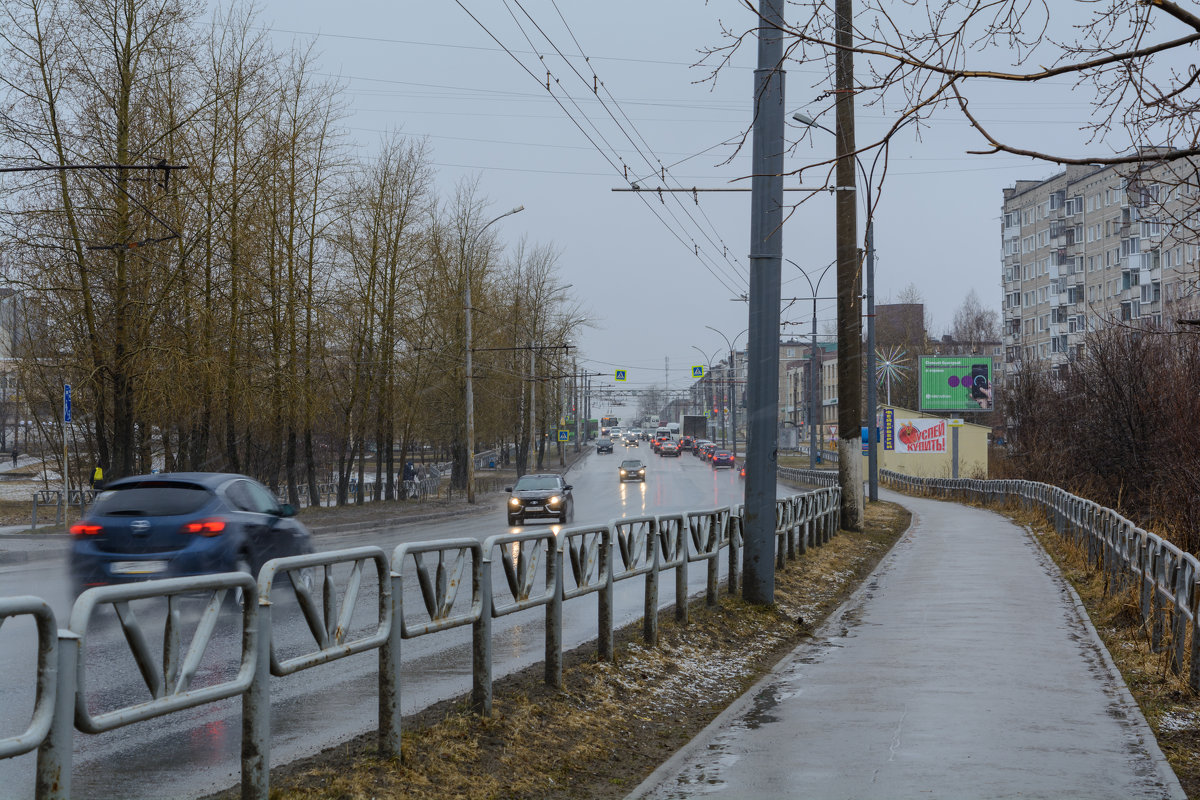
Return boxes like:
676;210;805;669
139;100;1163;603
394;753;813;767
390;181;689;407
919;356;993;412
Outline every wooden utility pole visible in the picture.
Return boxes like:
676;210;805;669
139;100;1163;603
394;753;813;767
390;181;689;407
835;0;864;530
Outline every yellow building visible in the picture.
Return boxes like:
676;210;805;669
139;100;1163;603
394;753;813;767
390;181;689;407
865;405;989;479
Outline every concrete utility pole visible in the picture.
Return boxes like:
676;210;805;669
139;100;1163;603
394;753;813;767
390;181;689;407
835;0;864;530
743;0;785;605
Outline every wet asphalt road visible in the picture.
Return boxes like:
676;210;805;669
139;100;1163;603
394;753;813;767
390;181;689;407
0;443;764;799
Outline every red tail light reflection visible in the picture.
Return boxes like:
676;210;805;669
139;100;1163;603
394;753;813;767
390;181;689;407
70;523;102;536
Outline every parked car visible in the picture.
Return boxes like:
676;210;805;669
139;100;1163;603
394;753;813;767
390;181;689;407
711;449;735;468
619;459;646;482
596;437;614;454
506;473;575;525
69;472;313;596
660;440;681;457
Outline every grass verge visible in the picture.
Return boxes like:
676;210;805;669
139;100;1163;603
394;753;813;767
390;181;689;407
204;501;910;800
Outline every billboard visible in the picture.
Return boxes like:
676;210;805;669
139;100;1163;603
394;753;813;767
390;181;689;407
919;356;993;412
894;418;947;454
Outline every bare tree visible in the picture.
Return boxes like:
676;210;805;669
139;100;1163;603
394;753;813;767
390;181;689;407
951;289;1000;349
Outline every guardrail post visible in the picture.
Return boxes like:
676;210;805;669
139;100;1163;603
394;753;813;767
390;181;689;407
599;532;614;661
546;543;563;688
382;564;403;757
472;555;494;714
36;629;77;800
1190;576;1200;693
644;541;659;646
242;596;270;800
31;495;38;530
726;514;739;597
674;528;688;625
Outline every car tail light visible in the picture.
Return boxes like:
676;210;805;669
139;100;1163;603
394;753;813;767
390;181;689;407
70;523;102;536
181;518;227;536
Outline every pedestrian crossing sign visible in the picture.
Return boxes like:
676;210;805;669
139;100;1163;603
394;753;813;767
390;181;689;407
614;369;627;381
557;429;569;442
692;365;704;378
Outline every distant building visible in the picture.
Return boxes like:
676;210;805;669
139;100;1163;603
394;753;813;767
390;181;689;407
1000;151;1200;377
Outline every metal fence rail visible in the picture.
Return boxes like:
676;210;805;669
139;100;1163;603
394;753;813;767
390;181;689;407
880;469;1200;692
3;485;842;800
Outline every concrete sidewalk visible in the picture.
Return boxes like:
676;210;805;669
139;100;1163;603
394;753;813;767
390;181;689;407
629;489;1185;800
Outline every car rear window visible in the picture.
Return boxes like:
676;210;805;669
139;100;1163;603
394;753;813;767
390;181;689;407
91;482;213;516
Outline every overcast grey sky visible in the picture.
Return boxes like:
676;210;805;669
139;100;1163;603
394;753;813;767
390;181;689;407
241;1;1111;408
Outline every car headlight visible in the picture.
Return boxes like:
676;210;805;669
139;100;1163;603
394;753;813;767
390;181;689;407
548;495;561;506
638;468;645;474
509;497;521;507
620;469;627;475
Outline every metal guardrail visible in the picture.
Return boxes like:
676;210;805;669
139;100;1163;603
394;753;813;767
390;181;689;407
880;469;1200;691
2;486;842;799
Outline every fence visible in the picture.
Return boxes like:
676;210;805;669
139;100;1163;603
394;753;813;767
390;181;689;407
880;469;1200;692
0;485;840;800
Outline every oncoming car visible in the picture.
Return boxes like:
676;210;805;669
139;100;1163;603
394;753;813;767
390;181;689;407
596;437;614;454
506;473;575;525
619;459;646;482
69;472;313;595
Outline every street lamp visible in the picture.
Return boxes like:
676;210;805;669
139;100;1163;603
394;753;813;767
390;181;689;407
465;204;524;504
792;111;880;501
690;345;720;442
704;326;747;455
784;259;837;469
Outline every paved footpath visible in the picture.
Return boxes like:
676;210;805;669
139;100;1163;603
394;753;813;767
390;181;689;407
629;489;1186;800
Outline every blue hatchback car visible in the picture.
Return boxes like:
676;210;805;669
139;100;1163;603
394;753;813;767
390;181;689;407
69;472;313;593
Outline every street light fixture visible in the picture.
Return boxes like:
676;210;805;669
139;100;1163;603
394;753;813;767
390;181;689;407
784;259;837;469
465;204;524;504
792;111;880;501
704;326;747;455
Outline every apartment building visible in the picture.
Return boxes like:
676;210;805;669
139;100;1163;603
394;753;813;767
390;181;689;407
1001;151;1200;375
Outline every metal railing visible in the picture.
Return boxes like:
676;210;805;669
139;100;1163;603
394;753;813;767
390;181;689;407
880;469;1200;692
2;485;841;800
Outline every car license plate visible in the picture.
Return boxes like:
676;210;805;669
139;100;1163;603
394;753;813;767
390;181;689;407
111;560;168;575
526;504;542;511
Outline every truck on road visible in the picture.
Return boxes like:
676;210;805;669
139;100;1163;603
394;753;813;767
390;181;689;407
681;414;706;441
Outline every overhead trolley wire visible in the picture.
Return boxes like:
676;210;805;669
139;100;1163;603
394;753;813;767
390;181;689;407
454;0;747;298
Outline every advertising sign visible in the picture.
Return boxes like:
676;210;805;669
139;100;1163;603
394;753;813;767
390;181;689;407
894;418;947;454
919;356;993;412
882;409;895;451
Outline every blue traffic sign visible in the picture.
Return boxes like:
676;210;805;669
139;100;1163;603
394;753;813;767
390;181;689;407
614;370;627;381
64;384;71;423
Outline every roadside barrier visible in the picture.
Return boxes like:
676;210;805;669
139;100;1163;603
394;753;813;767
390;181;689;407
2;485;841;800
881;470;1200;692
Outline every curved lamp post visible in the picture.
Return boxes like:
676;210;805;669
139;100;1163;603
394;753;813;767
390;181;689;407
783;259;837;469
690;345;720;442
704;326;747;454
465;205;524;504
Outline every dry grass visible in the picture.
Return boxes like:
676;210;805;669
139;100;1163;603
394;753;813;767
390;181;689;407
996;504;1200;799
204;502;909;800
